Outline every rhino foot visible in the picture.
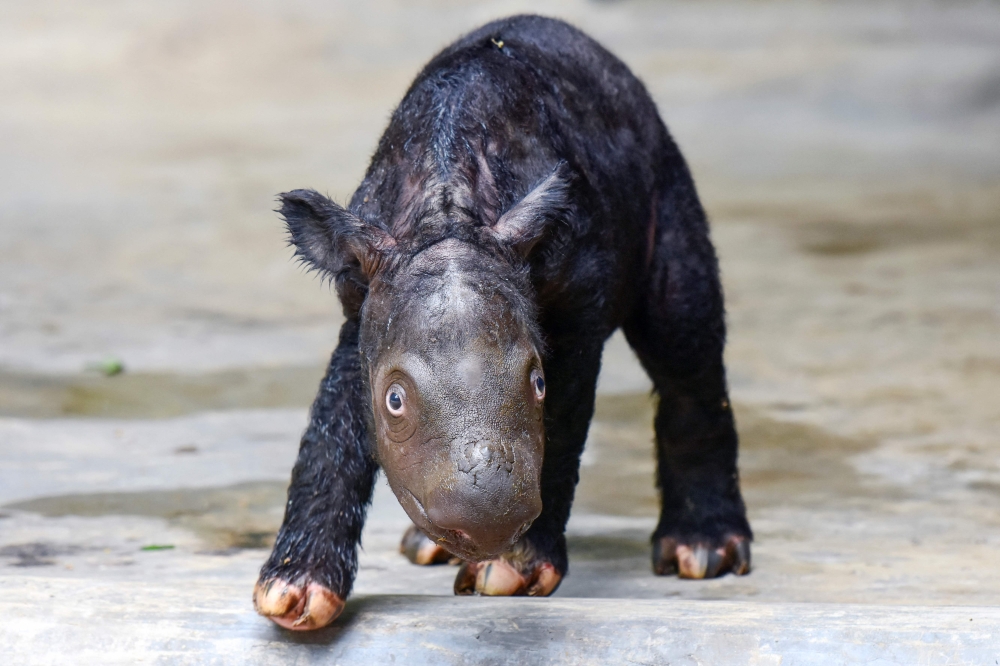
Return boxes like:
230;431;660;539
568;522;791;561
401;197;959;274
652;533;751;579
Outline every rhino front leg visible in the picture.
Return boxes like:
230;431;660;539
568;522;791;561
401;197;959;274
254;320;378;630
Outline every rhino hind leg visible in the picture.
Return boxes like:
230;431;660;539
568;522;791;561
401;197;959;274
623;161;753;579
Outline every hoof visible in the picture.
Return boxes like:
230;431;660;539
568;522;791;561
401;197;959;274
253;578;344;631
400;524;458;565
454;558;562;596
653;534;751;579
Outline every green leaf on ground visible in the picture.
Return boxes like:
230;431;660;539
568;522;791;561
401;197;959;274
86;358;125;376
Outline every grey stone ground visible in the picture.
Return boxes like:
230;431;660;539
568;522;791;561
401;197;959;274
1;0;999;663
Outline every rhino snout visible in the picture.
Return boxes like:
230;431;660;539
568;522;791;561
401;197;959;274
420;438;541;560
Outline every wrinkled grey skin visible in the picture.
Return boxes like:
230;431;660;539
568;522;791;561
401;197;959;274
360;239;546;561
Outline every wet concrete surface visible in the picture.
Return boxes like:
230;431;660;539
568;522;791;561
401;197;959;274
0;366;324;418
3;392;1000;610
2;0;1000;662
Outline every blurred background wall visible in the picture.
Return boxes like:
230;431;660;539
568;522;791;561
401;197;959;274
3;0;996;372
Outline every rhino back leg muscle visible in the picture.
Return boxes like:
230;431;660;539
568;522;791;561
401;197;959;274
255;319;378;627
622;157;753;579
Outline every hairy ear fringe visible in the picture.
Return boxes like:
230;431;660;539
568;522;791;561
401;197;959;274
491;163;572;256
278;189;395;311
280;189;395;275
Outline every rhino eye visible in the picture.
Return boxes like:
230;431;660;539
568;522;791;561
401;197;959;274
386;385;406;416
531;369;545;400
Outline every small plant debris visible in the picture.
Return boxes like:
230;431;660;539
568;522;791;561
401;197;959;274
140;544;175;551
86;357;125;377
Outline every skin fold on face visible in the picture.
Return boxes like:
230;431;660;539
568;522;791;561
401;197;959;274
363;240;545;561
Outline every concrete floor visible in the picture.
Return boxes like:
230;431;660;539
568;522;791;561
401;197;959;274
1;0;999;663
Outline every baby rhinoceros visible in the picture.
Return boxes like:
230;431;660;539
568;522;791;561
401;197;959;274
254;15;751;630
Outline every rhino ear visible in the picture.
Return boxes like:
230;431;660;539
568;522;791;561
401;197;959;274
491;164;571;257
279;189;395;283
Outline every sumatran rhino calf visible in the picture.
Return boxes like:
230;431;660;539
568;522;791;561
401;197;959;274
254;15;752;630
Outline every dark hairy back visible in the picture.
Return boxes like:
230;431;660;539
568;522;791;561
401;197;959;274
344;15;683;331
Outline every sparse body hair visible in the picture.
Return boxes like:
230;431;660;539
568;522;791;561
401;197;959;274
254;15;751;631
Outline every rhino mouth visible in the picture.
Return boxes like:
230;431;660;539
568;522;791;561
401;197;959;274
401;489;533;562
